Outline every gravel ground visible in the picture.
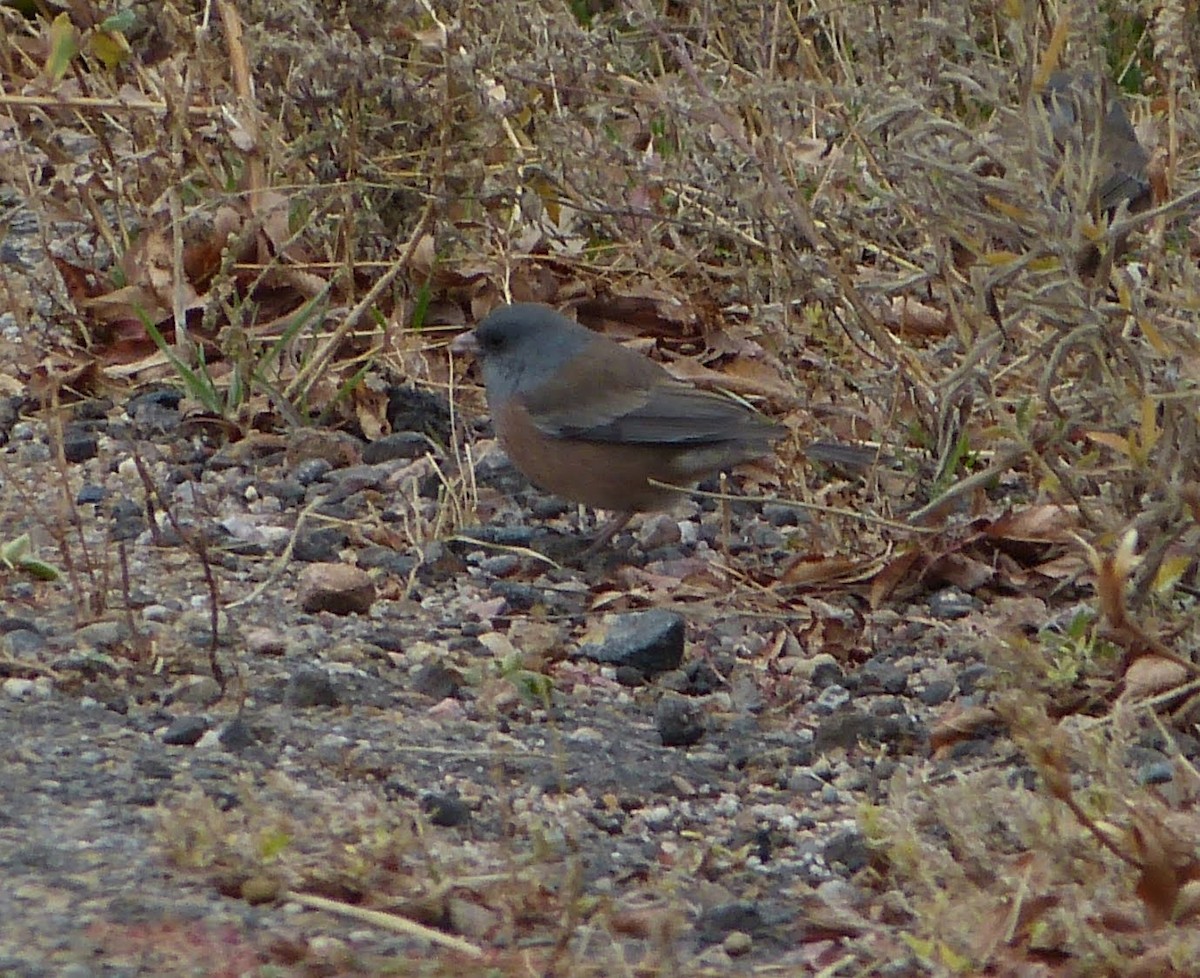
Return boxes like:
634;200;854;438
0;388;1152;977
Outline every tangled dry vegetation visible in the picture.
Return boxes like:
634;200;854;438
4;0;1200;974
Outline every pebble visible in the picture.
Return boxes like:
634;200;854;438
169;676;222;706
74;620;131;650
219;718;258;751
637;513;682;550
76;484;106;504
577;609;686;676
297;563;376;615
61;427;99;463
3;677;51;699
813;684;851;713
362;432;429;463
161;715;209;746
696;901;762;943
422;792;471;827
656;693;705;747
723;931;753;955
917;679;954;705
928;587;976;619
956;663;992;696
3;629;46;656
284;667;340;708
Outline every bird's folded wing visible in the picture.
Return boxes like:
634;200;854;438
524;375;773;446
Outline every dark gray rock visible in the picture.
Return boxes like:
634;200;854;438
577;610;685;676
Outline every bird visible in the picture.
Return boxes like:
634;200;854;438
1039;70;1151;216
452;303;782;554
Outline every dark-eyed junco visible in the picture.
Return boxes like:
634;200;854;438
1039;70;1150;215
453;303;781;552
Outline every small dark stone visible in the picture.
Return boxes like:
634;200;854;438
134;756;175;780
1008;766;1038;790
219;718;258;751
103;695;130;715
291;457;333;486
2;629;45;656
762;502;803;527
62;427;99;463
265;478;308;508
490;581;542;611
956;663;992;696
284;668;340;708
529;496;571;519
1175;733;1200;758
322;464;390;502
695;902;763;944
656;694;705;747
362;432;430;463
918;679;955;706
586;809;626;834
810;659;845;688
293;527;348;563
788;771;825;794
946;738;998;761
127;787;164;807
162;715;209;746
1137;761;1174;785
928;587;976;620
578;609;685;676
76;484;107;505
386;385;452;443
53;651;115;681
422;792;470;827
854;657;909;695
813;684;851;714
823;828;871;873
677;659;725;696
126;386;183;433
356;547;419;577
126;386;183;413
412;662;462;700
477;555;521;577
369;629;407;653
72;399;111;422
813;709;924;756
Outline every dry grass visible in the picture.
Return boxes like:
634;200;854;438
4;0;1200;973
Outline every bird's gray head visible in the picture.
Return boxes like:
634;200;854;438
467;304;593;400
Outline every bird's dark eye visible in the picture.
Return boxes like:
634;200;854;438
479;329;505;351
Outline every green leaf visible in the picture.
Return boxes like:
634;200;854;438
258;829;292;860
138;311;223;414
1;532;32;567
19;558;61;582
507;669;554;707
99;10;137;33
90;28;132;70
44;13;80;83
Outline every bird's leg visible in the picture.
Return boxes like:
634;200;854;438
580;511;634;558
